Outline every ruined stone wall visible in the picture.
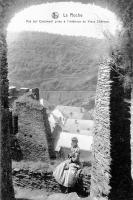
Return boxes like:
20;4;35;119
90;60;111;199
9;86;39;108
14;96;50;162
0;5;15;197
8;86;55;160
91;59;132;200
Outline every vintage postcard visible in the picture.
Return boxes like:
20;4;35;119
0;1;133;200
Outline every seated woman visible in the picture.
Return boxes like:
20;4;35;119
53;137;81;191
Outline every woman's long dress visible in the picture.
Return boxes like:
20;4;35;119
53;146;80;188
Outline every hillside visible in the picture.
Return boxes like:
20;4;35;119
7;31;109;107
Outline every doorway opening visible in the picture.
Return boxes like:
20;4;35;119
6;2;128;200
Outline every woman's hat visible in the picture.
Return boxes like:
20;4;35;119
71;137;78;142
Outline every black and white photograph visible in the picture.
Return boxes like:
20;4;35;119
0;1;133;200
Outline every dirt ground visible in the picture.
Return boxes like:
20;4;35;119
15;187;49;200
15;187;91;200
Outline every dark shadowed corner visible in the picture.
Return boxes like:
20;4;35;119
109;62;132;200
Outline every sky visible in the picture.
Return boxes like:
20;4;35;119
7;2;121;39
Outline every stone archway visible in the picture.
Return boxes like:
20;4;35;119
0;1;132;200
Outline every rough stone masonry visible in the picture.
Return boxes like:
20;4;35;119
9;87;55;161
13;94;51;162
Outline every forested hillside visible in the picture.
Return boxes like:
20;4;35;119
7;31;109;107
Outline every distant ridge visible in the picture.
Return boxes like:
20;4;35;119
7;31;109;107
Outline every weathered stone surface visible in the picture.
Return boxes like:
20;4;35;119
0;7;15;197
13;95;51;162
91;59;133;200
90;61;111;198
9;86;38;108
9;87;55;159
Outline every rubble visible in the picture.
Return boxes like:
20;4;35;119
12;166;91;196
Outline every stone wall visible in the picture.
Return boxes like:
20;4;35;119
14;95;51;162
90;60;111;199
0;8;15;197
9;86;39;108
9;87;56;160
90;59;133;200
